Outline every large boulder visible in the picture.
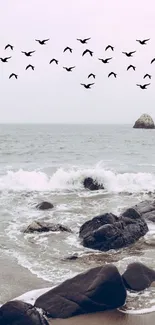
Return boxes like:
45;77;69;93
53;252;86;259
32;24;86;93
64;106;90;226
83;177;104;191
35;264;127;318
133;114;155;129
122;262;155;291
24;221;71;234
79;209;148;251
0;300;48;325
132;200;155;222
36;202;54;210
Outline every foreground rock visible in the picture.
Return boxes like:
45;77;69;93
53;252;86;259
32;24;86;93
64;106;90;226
132;200;155;222
79;209;148;251
122;262;155;291
133;114;155;129
24;221;71;234
83;177;104;191
35;264;126;318
36;202;54;210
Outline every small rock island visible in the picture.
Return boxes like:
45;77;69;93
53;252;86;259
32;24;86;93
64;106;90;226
133;114;155;129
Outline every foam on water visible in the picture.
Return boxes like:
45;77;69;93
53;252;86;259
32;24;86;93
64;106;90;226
0;164;155;193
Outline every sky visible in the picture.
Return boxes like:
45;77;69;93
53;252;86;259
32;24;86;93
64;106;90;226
0;0;155;124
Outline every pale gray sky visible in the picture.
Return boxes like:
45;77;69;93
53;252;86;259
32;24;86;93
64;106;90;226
0;0;155;123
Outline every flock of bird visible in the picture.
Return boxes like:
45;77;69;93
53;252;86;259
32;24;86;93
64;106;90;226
1;37;154;89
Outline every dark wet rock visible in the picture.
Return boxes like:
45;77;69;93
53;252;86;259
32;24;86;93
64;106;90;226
132;200;155;222
36;202;54;210
24;221;72;234
122;262;155;292
83;177;104;191
35;264;126;318
79;210;148;251
63;253;79;261
0;300;48;325
133;114;155;129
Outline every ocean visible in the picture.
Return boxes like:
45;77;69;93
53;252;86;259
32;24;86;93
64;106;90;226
0;124;155;311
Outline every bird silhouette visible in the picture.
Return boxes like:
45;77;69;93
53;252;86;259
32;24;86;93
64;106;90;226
108;72;117;78
88;73;95;79
5;44;14;50
122;51;136;57
49;59;58;64
26;64;35;70
63;66;75;72
136;39;150;45
35;39;49;45
136;83;150;89
127;65;136;71
77;38;91;44
82;49;93;56
0;57;11;62
105;45;114;51
81;83;94;89
98;57;112;63
21;51;35;57
63;47;73;53
143;74;151;79
151;58;155;64
9;73;18;79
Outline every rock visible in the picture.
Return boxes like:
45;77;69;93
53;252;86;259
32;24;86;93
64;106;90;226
0;300;48;325
132;200;155;222
36;202;54;210
79;209;148;251
133;114;155;129
83;177;104;191
24;221;71;234
63;253;79;261
35;264;126;318
122;262;155;291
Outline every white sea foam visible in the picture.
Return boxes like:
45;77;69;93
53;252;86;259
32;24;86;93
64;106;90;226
0;166;155;193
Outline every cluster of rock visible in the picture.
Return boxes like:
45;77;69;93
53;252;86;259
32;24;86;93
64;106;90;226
0;262;155;324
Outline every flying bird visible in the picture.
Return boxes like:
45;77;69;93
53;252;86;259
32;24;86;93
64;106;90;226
26;64;35;70
105;45;114;51
63;66;75;72
98;57;112;63
21;51;35;57
108;72;117;78
5;44;14;50
88;73;95;79
127;65;136;71
136;39;150;45
81;83;94;89
77;38;91;44
35;39;49;45
143;74;151;79
122;51;136;57
63;47;73;53
136;83;150;89
49;59;58;64
82;49;93;56
0;57;11;62
151;58;155;64
9;73;18;79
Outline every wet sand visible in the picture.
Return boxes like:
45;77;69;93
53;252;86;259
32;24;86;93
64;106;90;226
0;252;51;305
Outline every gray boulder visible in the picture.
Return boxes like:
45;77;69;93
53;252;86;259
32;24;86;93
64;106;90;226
133;114;155;129
24;221;71;234
131;200;155;222
122;262;155;291
36;202;54;210
83;177;104;191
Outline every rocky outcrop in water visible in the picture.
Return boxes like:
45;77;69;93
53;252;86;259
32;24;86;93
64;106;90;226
83;177;104;191
79;209;148;251
132;200;155;222
24;221;71;233
133;114;155;129
36;201;54;210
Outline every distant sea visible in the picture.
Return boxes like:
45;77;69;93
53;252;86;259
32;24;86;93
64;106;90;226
0;124;155;311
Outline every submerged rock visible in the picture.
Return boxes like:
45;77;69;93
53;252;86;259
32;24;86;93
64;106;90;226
35;264;126;318
79;209;148;251
122;262;155;291
36;202;54;210
83;177;104;191
24;221;72;233
133;114;155;129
